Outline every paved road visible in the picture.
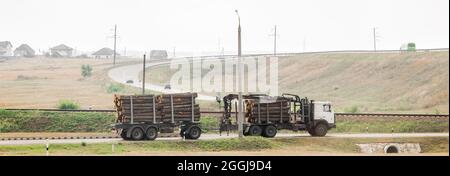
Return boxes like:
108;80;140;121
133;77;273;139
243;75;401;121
108;58;224;101
0;133;447;146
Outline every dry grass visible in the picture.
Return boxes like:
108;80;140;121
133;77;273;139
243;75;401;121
0;57;143;109
278;51;449;113
142;51;449;113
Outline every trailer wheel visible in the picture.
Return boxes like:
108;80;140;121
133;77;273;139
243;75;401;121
187;126;201;140
131;128;144;140
313;123;328;137
262;125;277;138
249;126;262;136
146;127;158;140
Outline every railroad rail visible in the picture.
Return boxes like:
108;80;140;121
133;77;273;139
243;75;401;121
2;108;448;118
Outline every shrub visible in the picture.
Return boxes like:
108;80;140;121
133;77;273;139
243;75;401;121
344;106;359;113
57;100;80;110
107;83;124;93
81;64;93;78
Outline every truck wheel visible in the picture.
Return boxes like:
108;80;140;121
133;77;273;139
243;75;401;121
313;123;328;137
262;125;277;138
187;126;201;140
180;129;186;138
146;127;158;140
249;126;262;136
131;128;144;140
120;130;130;140
307;129;316;136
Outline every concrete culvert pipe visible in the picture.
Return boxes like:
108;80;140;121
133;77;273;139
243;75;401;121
385;145;399;154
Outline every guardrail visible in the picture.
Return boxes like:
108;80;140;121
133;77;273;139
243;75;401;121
171;48;449;59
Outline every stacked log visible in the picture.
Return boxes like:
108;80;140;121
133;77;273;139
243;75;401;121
114;93;200;124
157;93;200;122
114;95;162;123
247;98;291;123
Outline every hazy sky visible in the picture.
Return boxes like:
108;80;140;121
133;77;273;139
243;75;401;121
1;0;448;54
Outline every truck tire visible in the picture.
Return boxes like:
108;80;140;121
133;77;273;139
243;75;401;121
249;125;262;136
120;130;131;140
187;126;201;140
313;123;328;137
307;129;316;136
262;125;277;138
180;129;186;138
131;127;144;140
146;127;158;140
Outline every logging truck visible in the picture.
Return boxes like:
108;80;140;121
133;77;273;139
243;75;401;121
113;93;202;140
220;93;336;137
113;92;335;140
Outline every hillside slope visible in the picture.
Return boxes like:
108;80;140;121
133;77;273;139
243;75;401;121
278;51;449;113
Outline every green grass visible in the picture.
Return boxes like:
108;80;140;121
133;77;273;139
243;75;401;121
200;116;220;133
57;100;80;110
332;119;449;133
0;110;115;132
0;137;447;155
106;83;125;93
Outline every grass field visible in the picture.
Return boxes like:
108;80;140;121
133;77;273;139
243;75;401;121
0;137;447;156
142;51;449;114
0;57;145;109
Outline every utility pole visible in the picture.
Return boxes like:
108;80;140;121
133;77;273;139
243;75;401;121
173;47;176;58
235;10;243;138
373;27;376;51
142;54;146;94
269;25;279;56
274;25;277;56
113;25;117;65
303;37;307;52
373;27;381;52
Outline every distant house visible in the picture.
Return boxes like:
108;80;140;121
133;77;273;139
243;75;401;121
150;50;168;59
50;44;73;57
0;41;13;57
14;44;35;57
92;47;119;59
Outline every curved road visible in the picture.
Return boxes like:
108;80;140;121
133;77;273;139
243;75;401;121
108;58;220;101
0;133;447;146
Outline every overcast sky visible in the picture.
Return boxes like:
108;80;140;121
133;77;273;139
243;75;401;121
1;0;448;54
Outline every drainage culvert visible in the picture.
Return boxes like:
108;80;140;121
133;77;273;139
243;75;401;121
356;143;421;154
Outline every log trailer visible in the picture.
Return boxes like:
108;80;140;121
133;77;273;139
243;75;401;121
220;93;336;137
113;93;202;140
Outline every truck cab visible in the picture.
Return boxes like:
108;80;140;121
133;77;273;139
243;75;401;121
312;101;335;127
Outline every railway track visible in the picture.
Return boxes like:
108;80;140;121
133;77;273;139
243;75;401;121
2;108;448;118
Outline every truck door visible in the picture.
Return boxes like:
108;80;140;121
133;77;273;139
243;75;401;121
313;102;335;124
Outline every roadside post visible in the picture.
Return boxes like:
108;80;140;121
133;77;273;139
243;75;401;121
46;139;49;156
